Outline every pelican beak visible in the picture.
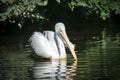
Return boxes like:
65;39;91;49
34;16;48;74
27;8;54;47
60;30;78;61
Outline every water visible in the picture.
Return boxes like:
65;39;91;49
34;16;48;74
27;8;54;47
0;34;120;80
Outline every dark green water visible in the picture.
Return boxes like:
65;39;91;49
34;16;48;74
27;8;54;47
0;34;120;80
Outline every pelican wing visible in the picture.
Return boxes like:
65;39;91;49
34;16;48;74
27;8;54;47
43;31;59;54
29;32;57;58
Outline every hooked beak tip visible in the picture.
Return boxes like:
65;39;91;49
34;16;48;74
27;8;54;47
75;58;78;61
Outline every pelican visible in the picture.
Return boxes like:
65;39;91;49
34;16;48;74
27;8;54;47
29;23;77;61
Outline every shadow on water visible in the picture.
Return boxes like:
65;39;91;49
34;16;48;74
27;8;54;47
0;32;120;80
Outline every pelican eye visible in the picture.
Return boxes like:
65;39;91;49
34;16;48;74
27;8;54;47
59;28;63;32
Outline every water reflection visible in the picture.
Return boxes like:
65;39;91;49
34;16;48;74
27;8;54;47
81;35;120;80
32;60;77;80
0;34;120;80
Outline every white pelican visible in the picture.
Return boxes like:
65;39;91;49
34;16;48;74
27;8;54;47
29;23;77;61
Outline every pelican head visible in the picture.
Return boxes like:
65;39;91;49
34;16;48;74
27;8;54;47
55;23;78;61
55;23;65;33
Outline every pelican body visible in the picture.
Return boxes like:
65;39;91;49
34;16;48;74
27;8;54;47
29;23;77;60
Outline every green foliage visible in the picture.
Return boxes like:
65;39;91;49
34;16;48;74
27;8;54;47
0;0;120;28
0;0;47;28
68;0;120;20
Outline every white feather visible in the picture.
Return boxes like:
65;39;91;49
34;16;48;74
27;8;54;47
29;32;59;58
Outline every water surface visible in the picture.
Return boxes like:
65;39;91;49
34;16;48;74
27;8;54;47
0;34;120;80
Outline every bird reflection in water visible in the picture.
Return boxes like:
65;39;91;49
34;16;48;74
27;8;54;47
32;60;77;80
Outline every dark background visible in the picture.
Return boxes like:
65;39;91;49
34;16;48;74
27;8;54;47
0;1;120;37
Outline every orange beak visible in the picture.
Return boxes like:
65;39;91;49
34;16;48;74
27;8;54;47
60;30;78;61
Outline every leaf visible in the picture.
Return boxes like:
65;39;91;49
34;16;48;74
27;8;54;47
18;23;22;29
